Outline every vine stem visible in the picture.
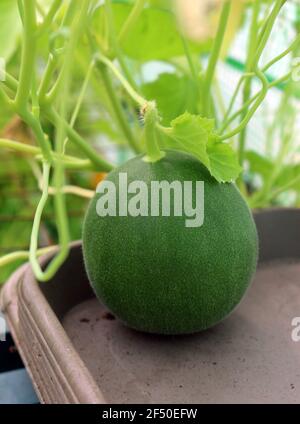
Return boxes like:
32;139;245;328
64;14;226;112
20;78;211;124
238;0;261;166
221;32;300;135
219;0;290;143
202;1;231;116
220;70;291;134
105;0;138;92
29;0;92;282
18;106;53;163
219;68;268;141
29;162;52;281
0;246;58;272
46;108;114;172
15;0;37;112
220;72;254;132
143;102;164;162
0;85;13;106
37;0;62;36
38;53;57;103
235;0;287;166
252;0;287;67
118;0;146;44
46;185;94;199
0;138;98;170
95;53;146;107
0;138;40;155
2;69;114;171
63;59;95;154
97;63;141;153
181;35;198;81
88;30;141;152
14;0;52;162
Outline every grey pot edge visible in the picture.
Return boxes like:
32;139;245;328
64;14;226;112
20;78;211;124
1;208;300;404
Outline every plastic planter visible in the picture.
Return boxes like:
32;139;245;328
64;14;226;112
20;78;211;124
1;208;300;404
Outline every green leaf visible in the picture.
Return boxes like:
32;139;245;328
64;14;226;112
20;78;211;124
163;112;241;182
142;73;198;126
165;112;212;168
274;164;300;191
207;143;242;183
93;3;211;61
245;151;273;179
0;0;21;60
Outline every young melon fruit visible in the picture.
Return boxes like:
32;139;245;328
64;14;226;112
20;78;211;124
82;150;258;334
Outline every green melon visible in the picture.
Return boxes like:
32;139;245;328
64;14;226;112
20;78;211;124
82;150;258;334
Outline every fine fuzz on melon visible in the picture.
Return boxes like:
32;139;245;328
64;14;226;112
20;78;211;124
82;150;258;335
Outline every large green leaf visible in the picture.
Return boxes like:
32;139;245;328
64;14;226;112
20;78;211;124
142;73;198;126
93;3;211;61
162;112;241;182
0;0;21;60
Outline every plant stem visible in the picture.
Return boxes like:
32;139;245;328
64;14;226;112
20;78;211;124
219;68;268;141
2;72;18;92
29;162;51;281
0;246;58;270
28;2;93;282
18;108;53;161
143;102;164;162
17;0;24;22
221;72;254;132
105;0;138;92
0;138;40;155
61;0;79;27
38;0;62;35
0;85;13;106
262;33;300;73
97;63;141;153
38;54;57;103
238;0;261;166
2;68;113;171
253;0;287;67
46;185;94;199
15;0;37;112
88;31;142;152
221;71;291;134
95;53;146;107
181;35;200;81
0;138;98;170
46;108;114;172
63;59;95;153
118;0;146;44
202;1;231;117
47;0;91;104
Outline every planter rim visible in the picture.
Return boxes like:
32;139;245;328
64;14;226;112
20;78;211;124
1;207;300;404
0;242;105;404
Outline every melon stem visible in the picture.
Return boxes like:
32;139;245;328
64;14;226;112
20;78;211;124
143;102;165;163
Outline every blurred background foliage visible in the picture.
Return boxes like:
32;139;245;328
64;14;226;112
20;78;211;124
0;0;299;283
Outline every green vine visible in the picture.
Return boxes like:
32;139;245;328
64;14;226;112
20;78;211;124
0;0;298;281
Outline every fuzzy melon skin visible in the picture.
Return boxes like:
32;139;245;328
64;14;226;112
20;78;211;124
82;150;258;334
